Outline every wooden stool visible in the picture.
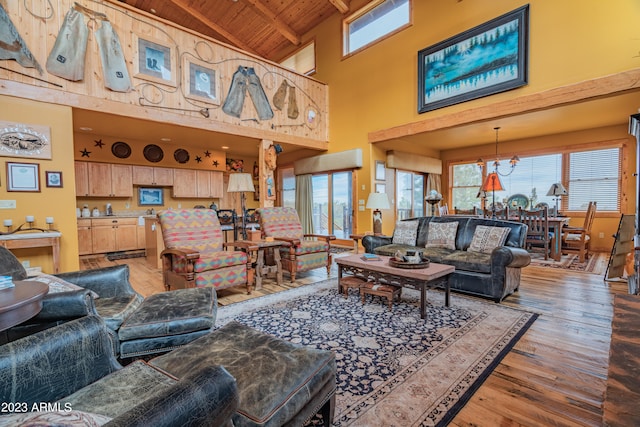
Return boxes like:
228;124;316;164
360;282;402;311
339;276;366;298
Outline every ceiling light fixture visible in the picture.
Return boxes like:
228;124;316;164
476;127;519;177
79;127;93;131
221;146;229;150
160;137;171;142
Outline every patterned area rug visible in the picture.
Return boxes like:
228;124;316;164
216;280;537;426
528;251;609;274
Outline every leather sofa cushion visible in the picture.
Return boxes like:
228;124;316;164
118;287;216;341
442;251;492;274
94;296;142;331
59;360;177;419
150;321;336;427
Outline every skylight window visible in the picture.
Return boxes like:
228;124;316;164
344;0;411;56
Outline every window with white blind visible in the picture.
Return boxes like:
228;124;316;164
343;0;411;56
568;148;620;211
450;146;622;213
280;41;315;75
451;164;483;209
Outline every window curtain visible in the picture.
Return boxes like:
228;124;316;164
295;174;314;234
427;173;443;207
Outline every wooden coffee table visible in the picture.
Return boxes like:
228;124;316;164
335;254;454;320
0;280;48;332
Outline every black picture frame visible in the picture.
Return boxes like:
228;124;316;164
418;5;529;113
138;187;164;206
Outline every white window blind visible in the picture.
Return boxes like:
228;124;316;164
280;41;315;75
568;148;620;211
344;0;410;55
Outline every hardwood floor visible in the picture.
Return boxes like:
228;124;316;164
81;253;628;426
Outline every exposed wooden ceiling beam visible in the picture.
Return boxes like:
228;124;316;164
328;0;350;14
168;0;259;54
244;0;301;45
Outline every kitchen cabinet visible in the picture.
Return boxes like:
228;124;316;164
75;162;90;197
173;169;223;198
90;218;139;253
132;166;174;186
76;162;133;197
172;169;198;198
77;219;93;255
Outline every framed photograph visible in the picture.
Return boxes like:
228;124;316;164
133;34;177;87
183;57;221;105
375;161;386;181
418;5;529;113
45;171;62;188
375;183;385;194
138;187;164;206
6;162;40;192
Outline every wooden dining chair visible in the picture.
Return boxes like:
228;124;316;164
484;206;510;220
518;206;551;259
562;201;597;262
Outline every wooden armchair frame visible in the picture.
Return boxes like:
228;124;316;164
562;201;597;262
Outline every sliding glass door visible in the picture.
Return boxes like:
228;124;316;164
312;171;353;239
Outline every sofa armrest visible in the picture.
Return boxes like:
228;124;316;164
0;316;121;405
491;247;531;269
105;365;238;427
304;233;336;242
55;265;140;299
34;289;98;321
362;235;393;254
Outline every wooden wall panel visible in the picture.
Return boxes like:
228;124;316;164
0;0;328;146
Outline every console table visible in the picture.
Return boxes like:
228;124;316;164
0;232;62;274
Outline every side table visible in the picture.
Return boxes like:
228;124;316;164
0;280;48;332
237;240;287;290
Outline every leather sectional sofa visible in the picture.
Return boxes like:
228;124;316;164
362;216;531;302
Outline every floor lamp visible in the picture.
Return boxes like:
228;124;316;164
227;173;255;240
482;172;505;219
366;193;390;235
546;182;568;217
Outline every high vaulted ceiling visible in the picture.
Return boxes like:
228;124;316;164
118;0;351;61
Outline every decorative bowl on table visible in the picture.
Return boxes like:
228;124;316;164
389;251;430;269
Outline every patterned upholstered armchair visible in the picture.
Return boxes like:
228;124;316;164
158;209;256;293
257;207;335;282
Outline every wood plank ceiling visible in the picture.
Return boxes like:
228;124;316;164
118;0;351;61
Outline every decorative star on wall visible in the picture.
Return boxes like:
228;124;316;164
204;150;211;157
94;139;104;148
212;160;219;167
80;148;91;157
195;156;202;163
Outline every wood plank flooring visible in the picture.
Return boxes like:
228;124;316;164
80;253;628;426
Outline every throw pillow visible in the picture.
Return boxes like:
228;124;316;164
467;225;511;254
29;274;99;299
1;410;112;426
392;220;419;246
425;221;458;250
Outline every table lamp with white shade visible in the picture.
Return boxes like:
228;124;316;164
227;173;255;239
546;182;568;217
366;192;390;235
